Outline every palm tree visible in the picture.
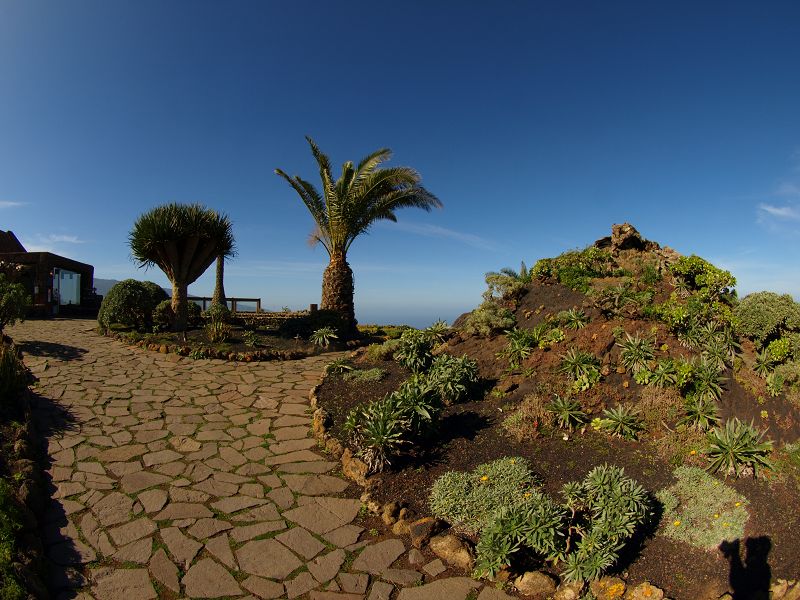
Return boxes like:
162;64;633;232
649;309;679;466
129;203;234;336
276;137;441;337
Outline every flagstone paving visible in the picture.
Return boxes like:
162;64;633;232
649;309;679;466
10;319;514;600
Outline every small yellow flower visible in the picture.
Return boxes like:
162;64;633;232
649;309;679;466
735;502;741;507
510;459;516;464
673;520;681;526
524;492;531;498
689;450;697;455
723;522;729;527
480;475;489;481
713;514;719;519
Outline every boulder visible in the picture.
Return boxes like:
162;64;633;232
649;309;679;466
429;534;474;571
409;517;442;549
341;448;369;486
554;581;584;600
590;576;626;600
625;582;664;600
514;571;558;598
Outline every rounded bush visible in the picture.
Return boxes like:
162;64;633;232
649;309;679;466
153;300;201;332
97;279;168;331
152;300;173;332
734;291;800;347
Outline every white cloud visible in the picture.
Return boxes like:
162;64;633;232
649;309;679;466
0;201;24;209
758;203;800;221
43;234;84;244
381;221;498;251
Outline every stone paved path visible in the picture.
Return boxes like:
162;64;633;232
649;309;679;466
10;319;512;600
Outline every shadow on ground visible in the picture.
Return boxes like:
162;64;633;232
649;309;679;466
18;340;88;362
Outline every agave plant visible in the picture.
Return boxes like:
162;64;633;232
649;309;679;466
679;396;721;431
310;326;338;348
547;395;588;430
324;357;354;375
650;359;678;388
705;418;774;477
597;405;643;440
753;349;774;378
617;333;655;374
692;359;726;402
559;308;589;330
702;335;732;371
499;328;538;368
559;348;600;380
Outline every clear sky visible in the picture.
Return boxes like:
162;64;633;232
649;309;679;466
2;1;800;327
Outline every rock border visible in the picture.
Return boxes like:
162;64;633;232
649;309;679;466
104;329;365;362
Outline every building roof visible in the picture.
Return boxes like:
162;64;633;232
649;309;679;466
0;230;26;253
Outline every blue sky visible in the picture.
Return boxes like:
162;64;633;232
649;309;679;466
2;1;800;327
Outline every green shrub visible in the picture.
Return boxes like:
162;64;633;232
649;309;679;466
617;332;655;374
153;299;199;331
0;344;29;406
767;337;792;363
242;330;261;348
547;395;587;431
0;274;31;333
310;326;338;348
657;466;749;549
559;348;601;392
483;262;532;303
669;255;736;302
204;302;231;324
205;320;231;343
97;279;167;331
364;338;401;361
498;328;538;368
473;464;650;583
594;405;643;440
650;359;678;388
690;359;726;402
343;395;406;473
558;308;589;330
187;301;202;327
461;301;516;337
679;396;720;431
705;418;774;477
0;478;25;600
426;354;479;405
394;328;436;373
344;376;443;473
533;247;614;293
429;457;539;534
152;300;173;332
343;368;386;383
734;291;800;347
324;358;353;375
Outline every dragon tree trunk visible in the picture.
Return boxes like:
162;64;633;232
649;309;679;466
212;255;226;306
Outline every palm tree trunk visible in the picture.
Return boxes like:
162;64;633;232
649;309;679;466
212;255;226;306
321;252;357;338
171;280;189;339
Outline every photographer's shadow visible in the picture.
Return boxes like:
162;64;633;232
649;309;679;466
719;537;772;600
